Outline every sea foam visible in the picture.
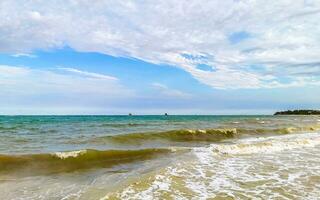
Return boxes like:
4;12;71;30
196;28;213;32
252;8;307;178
53;150;87;159
209;132;320;155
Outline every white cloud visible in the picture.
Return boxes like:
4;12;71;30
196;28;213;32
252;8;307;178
11;53;37;58
58;67;118;81
1;0;320;88
0;65;133;110
152;83;191;98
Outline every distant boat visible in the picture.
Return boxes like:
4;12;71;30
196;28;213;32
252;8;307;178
128;113;132;116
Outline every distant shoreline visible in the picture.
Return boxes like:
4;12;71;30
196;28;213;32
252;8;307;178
274;110;320;115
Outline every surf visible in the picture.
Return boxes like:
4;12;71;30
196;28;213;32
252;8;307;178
92;128;239;144
0;148;177;176
89;124;320;144
209;132;320;155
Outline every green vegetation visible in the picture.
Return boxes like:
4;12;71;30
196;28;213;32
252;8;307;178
274;110;320;115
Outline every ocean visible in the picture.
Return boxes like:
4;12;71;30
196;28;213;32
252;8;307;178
0;115;320;199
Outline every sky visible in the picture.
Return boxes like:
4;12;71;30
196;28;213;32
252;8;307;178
0;0;320;115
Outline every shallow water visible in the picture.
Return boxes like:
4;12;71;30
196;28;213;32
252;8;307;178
0;115;320;199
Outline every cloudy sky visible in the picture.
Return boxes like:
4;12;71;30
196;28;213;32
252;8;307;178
1;0;320;114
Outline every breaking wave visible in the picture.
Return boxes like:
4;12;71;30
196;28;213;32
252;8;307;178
94;128;238;143
237;125;320;135
209;132;320;155
90;124;320;144
0;148;174;176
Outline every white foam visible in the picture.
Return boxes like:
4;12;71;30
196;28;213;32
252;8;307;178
210;132;320;155
53;150;87;159
105;174;172;200
102;132;320;199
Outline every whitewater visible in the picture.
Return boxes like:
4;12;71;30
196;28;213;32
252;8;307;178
0;115;319;199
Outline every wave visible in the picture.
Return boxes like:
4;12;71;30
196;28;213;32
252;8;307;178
0;148;175;176
209;132;320;155
99;123;146;127
90;124;320;144
238;125;320;135
99;128;238;143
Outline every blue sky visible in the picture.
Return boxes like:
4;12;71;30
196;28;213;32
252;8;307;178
1;1;320;114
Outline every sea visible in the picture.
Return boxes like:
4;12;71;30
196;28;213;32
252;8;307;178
0;115;320;199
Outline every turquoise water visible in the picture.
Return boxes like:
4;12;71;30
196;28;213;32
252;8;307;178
0;115;269;153
1;115;320;199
